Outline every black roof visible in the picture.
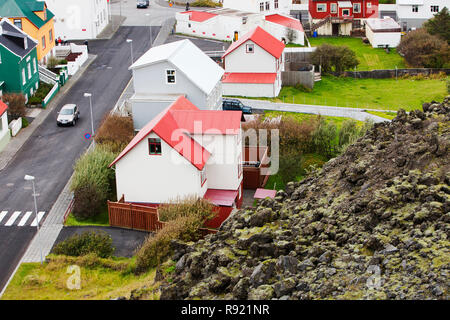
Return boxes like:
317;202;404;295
0;20;37;58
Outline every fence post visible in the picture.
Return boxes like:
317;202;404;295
107;201;111;226
129;203;133;229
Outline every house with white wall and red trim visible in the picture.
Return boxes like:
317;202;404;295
128;39;224;131
309;0;379;35
222;0;292;15
0;100;10;152
222;26;285;98
109;96;244;225
175;9;304;45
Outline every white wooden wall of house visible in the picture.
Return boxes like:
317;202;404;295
366;27;401;48
46;0;109;40
115;132;207;204
191;133;243;191
223;0;292;15
0;112;11;151
222;82;280;97
396;0;449;20
264;21;305;46
224;40;279;73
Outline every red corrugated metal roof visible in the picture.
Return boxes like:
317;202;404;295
265;14;304;32
181;10;217;22
254;188;277;199
204;189;238;207
222;72;277;84
109;97;241;170
0;100;7;117
222;26;285;59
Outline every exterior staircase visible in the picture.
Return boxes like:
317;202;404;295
38;65;59;85
311;15;331;31
314;72;322;82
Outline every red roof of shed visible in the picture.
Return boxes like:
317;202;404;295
254;188;277;199
222;26;285;59
204;189;238;207
222;72;277;84
181;10;217;22
265;14;304;32
109;97;241;170
0;100;7;117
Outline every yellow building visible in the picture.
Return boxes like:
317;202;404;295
0;0;55;64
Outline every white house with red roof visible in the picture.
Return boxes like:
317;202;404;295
223;0;292;15
365;17;401;48
222;26;285;98
175;9;304;45
0;100;10;152
110;96;244;210
129;39;224;130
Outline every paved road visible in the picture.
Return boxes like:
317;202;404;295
238;99;391;123
0;26;159;292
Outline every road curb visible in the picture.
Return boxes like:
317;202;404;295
0;55;98;172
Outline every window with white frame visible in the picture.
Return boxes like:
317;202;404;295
367;2;372;8
260;2;264;11
342;9;350;16
317;4;327;12
33;58;37;73
331;3;337;13
14;19;22;29
265;1;270;10
166;69;176;84
412;5;418;12
246;44;254;53
22;68;26;85
200;168;207;186
275;0;278;9
353;3;361;13
27;63;31;79
431;6;439;12
0;51;2;64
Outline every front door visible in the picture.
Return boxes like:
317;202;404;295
332;23;339;36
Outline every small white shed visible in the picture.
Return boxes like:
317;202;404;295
365;17;402;48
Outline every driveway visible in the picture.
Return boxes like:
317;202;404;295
0;26;158;292
52;227;150;258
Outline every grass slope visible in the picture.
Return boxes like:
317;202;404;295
309;36;406;70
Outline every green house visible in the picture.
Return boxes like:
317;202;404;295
0;18;39;101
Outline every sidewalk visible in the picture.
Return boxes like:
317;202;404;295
96;15;127;40
238;98;393;123
0;54;97;172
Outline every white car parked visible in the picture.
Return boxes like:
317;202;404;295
57;104;80;126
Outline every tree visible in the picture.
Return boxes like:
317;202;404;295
285;25;298;44
311;44;359;73
424;7;450;43
3;93;26;120
397;29;450;68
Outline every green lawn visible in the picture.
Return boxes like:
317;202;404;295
273;76;448;111
65;206;109;227
1;255;159;300
308;36;406;71
365;110;397;120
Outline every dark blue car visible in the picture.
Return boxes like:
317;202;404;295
222;98;252;114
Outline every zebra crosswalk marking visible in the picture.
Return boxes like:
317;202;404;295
18;211;33;227
0;211;7;224
5;211;21;226
30;211;45;227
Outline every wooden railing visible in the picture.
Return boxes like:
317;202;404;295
107;201;166;232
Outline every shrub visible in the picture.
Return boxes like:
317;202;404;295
190;0;222;8
71;146;116;219
52;231;115;258
397;29;450;68
278;116;317;154
447;78;450;94
158;196;215;223
278;150;304;185
47;56;60;69
312;116;338;158
27;96;42;105
311;44;359;73
22;117;29;128
338;119;360;148
95;114;134;154
3;93;26;120
135;215;204;273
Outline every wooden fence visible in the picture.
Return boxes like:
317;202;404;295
107;201;166;232
107;200;219;235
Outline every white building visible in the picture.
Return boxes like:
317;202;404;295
129;39;224;130
222;26;285;97
223;0;292;15
380;0;449;31
176;9;304;45
365;17;402;48
110;96;244;207
0;100;10;152
46;0;109;40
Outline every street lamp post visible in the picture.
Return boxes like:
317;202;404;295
24;175;43;265
83;93;95;144
126;39;134;64
145;13;153;48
